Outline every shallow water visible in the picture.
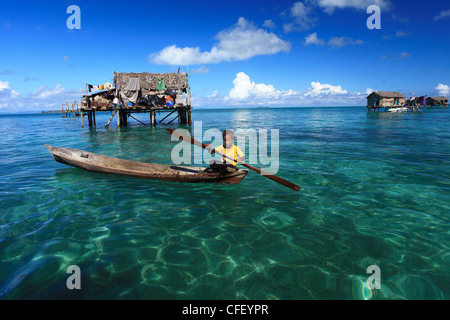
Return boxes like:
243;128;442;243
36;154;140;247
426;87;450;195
0;107;449;299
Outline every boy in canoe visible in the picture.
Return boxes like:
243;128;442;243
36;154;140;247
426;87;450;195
204;129;245;174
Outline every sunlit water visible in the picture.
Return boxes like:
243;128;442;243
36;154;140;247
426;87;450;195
0;107;449;299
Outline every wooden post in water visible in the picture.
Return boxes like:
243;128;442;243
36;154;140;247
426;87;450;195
105;110;116;127
150;109;156;126
188;86;191;107
88;111;93;127
117;109;121;127
177;108;183;124
123;110;128;126
188;107;192;125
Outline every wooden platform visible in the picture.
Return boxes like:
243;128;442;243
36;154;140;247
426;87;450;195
366;104;449;112
80;105;192;128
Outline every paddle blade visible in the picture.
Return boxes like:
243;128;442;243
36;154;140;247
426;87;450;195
240;163;300;191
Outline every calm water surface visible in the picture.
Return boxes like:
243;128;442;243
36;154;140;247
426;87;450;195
0;107;449;299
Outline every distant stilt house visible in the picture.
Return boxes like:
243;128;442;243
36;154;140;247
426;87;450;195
366;92;448;113
411;96;427;106
366;91;406;111
426;96;449;107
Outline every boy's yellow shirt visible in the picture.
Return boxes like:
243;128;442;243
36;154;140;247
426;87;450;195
214;145;243;166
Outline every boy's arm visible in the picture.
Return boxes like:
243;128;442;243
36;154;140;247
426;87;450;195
236;147;245;163
204;143;215;154
237;155;245;164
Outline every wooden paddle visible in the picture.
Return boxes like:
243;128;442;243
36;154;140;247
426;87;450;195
166;128;300;191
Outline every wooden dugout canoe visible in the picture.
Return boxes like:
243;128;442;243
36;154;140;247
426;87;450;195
44;144;249;184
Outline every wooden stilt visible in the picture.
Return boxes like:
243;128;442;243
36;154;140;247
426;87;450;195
150;110;156;126
187;86;191;106
129;113;146;125
179;108;188;124
159;110;176;123
168;115;179;124
188;107;192;125
105;110;116;127
117;109;121;127
123;111;128;126
88;111;93;127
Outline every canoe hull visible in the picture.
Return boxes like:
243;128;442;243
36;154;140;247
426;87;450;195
45;144;248;184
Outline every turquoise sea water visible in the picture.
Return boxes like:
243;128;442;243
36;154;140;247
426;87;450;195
0;107;449;300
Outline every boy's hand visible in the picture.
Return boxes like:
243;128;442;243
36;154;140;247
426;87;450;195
205;143;215;154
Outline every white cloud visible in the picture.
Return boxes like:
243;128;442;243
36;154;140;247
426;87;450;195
0;82;83;113
0;82;22;111
149;17;291;65
313;0;392;13
381;52;411;60
284;1;391;33
190;66;210;74
282;1;315;33
0;81;20;99
365;88;375;95
282;23;295;33
328;36;364;48
304;81;348;97
263;19;276;29
305;32;325;45
434;9;450;20
193;72;368;107
208;90;220;98
400;52;411;59
436;83;450;96
304;33;363;48
31;84;65;100
290;1;314;30
228;72;286;100
0;80;10;91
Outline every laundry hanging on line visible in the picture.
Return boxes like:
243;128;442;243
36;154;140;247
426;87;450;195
156;78;165;90
88;82;113;92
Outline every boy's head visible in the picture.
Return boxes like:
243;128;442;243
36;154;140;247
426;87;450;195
222;129;234;148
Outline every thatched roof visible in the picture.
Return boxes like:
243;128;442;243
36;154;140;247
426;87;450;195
114;72;188;92
367;91;406;99
428;96;448;102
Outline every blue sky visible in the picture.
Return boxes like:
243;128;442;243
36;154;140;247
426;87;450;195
0;0;449;112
